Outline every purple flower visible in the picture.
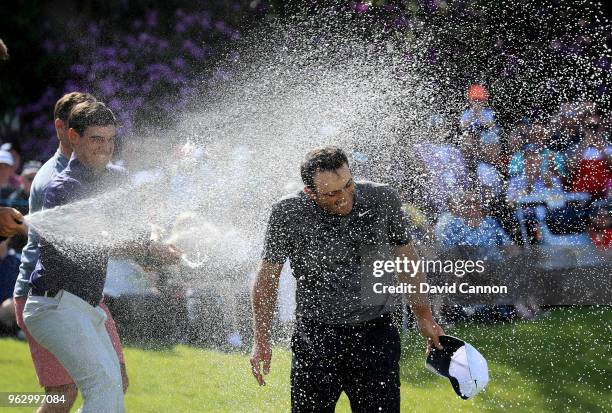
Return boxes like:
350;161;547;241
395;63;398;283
213;68;231;81
146;10;158;27
32;115;47;129
131;97;144;108
595;57;610;70
88;24;100;37
138;32;151;43
354;2;369;14
92;62;109;72
200;15;211;29
183;40;204;59
393;16;409;29
172;57;186;69
179;86;193;97
70;63;87;76
99;77;118;96
184;15;197;26
42;40;55;53
98;47;116;59
63;80;83;93
126;35;138;48
109;98;122;111
421;0;440;12
597;84;608;96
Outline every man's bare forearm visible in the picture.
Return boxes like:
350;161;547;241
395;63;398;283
393;244;435;321
252;261;282;342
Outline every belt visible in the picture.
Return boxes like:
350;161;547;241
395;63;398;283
300;312;394;329
30;288;61;298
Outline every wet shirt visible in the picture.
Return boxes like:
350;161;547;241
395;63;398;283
262;181;411;324
29;156;128;306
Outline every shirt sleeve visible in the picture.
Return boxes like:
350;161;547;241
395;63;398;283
14;184;44;296
261;202;291;264
385;187;412;246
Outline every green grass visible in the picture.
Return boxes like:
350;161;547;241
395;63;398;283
1;307;610;412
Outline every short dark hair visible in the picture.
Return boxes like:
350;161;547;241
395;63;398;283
54;92;96;122
300;146;349;191
68;101;117;136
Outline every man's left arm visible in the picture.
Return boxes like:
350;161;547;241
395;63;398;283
393;243;444;352
385;186;444;352
112;224;181;268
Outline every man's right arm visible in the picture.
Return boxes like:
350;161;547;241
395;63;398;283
250;260;283;386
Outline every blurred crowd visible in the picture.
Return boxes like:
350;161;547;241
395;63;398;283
396;85;612;323
409;84;611;254
0;142;42;337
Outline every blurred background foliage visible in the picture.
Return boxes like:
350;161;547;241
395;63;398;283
0;0;610;161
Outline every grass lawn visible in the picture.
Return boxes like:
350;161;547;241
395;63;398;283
1;307;610;412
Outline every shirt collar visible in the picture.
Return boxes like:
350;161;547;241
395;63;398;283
56;150;69;170
67;154;108;181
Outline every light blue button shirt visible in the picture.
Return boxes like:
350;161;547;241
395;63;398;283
13;151;69;297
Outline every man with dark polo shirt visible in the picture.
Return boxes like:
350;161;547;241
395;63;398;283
22;101;176;413
250;146;444;412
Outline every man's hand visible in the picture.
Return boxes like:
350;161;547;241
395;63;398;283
0;207;26;237
393;244;445;354
250;260;282;386
416;316;445;354
148;241;182;265
250;336;272;386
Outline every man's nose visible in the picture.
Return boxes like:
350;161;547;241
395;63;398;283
100;139;114;149
338;188;351;200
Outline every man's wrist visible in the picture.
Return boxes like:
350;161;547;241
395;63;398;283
411;302;434;321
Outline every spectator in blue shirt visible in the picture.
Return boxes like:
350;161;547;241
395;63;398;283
7;160;42;251
435;191;513;253
0;237;20;336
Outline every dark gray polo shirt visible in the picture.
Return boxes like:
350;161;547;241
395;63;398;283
262;181;411;324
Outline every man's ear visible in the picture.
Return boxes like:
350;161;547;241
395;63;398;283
67;128;79;146
304;186;316;200
54;119;64;133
